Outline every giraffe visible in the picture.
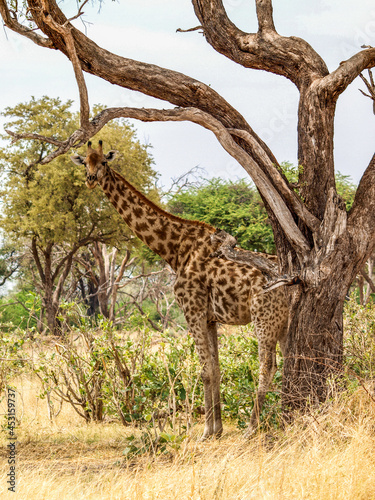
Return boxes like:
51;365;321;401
71;141;289;438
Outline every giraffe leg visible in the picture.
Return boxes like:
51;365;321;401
188;318;222;439
245;290;288;437
193;333;215;439
246;340;277;436
207;322;223;437
278;322;288;359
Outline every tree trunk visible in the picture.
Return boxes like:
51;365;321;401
44;287;59;335
278;79;349;414
281;213;369;413
86;277;100;316
283;283;345;413
92;242;110;318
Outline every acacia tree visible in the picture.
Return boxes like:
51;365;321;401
1;1;375;414
0;97;158;333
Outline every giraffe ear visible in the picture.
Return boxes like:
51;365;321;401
105;150;117;162
71;154;85;165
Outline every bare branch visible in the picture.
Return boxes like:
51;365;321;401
5;129;64;147
6;128;89;164
63;27;90;128
256;0;276;32
210;229;302;292
117;269;166;290
64;0;89;25
31;237;46;285
228;128;320;232
320;48;375;99
192;0;328;88
0;0;54;48
161;165;205;200
121;291;163;332
40;0;90;127
176;26;203;33
359;70;375;114
361;268;375;294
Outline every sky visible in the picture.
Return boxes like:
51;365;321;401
1;0;375;188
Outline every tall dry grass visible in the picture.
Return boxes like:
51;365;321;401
1;374;375;499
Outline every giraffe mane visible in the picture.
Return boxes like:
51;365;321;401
110;168;216;232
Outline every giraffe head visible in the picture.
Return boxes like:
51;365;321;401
71;141;117;189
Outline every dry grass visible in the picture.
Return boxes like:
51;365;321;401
1;375;375;499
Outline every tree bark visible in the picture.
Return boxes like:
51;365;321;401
283;286;344;413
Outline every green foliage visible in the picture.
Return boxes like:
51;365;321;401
280;162;357;211
0;329;27;395
22;319;284;431
335;172;357;211
219;328;282;428
168;177;275;253
0;290;40;331
344;297;375;379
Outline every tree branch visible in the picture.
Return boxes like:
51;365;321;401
319;48;375;99
192;0;328;88
256;0;276;32
361;268;375;294
349;153;375;248
176;26;203;33
359;69;375;114
0;0;54;48
228;128;320;232
5;129;64;147
210;229;302;292
39;0;90;127
31;237;46;285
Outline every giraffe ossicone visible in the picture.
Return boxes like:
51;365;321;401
71;141;289;438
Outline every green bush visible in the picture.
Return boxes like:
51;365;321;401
3;297;374;436
344;297;375;380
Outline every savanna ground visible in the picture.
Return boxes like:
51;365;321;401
1;299;375;500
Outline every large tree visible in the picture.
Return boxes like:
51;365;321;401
1;1;375;414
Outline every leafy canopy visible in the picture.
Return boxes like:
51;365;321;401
168;177;275;253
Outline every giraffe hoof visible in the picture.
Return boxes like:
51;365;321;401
243;425;258;439
199;433;213;442
200;427;223;441
214;427;223;439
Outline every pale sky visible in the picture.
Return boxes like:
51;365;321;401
1;0;375;187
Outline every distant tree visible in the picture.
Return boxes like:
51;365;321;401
168;177;275;253
0;97;158;333
0;239;20;288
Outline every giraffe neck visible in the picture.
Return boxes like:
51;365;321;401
99;167;215;270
